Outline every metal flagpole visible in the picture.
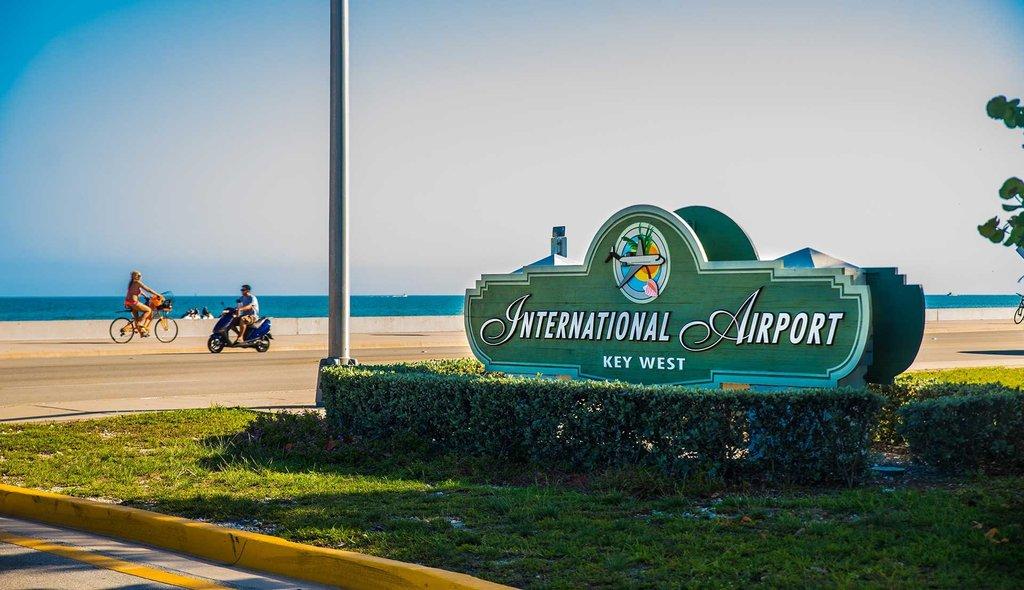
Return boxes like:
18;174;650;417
318;0;355;405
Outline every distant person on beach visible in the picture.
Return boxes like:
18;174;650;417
124;270;160;336
201;306;212;319
234;284;260;342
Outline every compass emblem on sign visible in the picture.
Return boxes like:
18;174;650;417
605;222;670;303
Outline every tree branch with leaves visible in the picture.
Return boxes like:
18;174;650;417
978;96;1024;248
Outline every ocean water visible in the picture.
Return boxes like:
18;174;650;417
923;294;1020;309
0;294;1017;322
0;295;464;322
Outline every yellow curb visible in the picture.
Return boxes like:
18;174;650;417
0;484;515;590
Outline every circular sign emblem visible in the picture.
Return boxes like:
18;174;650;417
607;222;670;303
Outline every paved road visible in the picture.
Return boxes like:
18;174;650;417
0;322;1021;422
0;516;330;589
0;341;471;422
911;323;1024;370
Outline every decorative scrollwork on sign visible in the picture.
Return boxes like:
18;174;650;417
678;289;760;352
480;295;530;346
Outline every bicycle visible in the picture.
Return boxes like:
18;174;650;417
1016;275;1024;325
109;292;179;343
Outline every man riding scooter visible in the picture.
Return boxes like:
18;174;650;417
235;284;260;342
206;284;272;353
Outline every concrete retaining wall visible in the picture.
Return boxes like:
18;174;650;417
0;315;465;341
925;307;1018;321
0;308;1016;341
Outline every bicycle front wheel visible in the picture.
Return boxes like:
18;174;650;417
153;317;179;343
110;318;134;343
1015;305;1024;325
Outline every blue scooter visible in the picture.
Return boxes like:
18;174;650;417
207;308;273;353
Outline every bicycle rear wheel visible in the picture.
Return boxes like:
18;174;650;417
110;318;135;343
153;316;179;343
1014;305;1024;325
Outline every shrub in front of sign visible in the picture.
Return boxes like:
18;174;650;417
873;376;1023;447
363;358;486;376
319;366;881;485
871;379;916;447
898;389;1024;474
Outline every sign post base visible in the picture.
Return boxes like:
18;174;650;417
315;356;358;406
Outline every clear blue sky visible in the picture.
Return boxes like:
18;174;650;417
2;0;1023;296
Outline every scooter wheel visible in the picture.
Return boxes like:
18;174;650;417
207;335;226;353
255;337;270;353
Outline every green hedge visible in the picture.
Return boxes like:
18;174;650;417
358;358;485;376
874;369;1024;446
898;388;1024;473
319;367;882;485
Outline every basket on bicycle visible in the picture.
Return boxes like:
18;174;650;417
146;291;175;311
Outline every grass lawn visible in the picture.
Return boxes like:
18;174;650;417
0;405;1020;589
894;366;1024;389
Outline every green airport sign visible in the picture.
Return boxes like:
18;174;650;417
465;204;924;388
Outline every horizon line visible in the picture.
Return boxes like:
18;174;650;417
0;292;1017;298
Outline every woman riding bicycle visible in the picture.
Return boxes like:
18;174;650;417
124;270;160;337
